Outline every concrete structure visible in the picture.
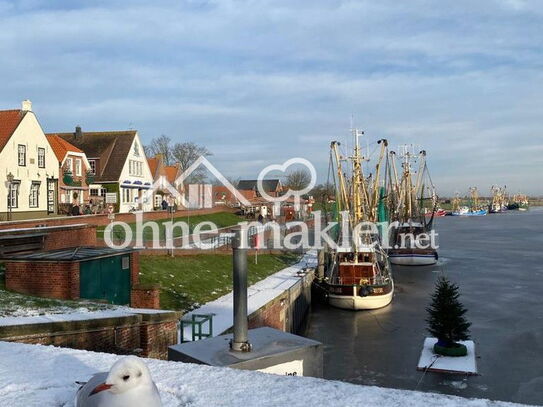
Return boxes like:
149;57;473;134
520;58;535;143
169;327;323;377
0;101;59;220
47;128;154;213
46;134;92;214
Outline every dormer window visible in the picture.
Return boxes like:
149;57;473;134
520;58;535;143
89;160;96;174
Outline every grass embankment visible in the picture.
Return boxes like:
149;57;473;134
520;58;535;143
97;211;244;241
139;252;301;312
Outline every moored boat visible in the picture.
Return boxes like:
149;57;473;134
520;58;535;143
316;129;394;310
387;147;438;266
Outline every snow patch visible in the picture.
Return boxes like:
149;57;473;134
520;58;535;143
0;341;529;407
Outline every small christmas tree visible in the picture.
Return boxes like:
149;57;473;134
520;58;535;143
426;277;471;356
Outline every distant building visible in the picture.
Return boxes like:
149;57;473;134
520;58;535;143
212;185;256;206
237;179;283;198
46;134;92;214
48;127;153;213
0;101;59;220
147;154;183;209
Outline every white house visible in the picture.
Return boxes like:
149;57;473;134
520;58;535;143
0;101;59;220
49;127;154;213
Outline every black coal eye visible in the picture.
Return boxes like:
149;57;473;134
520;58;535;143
123;375;130;381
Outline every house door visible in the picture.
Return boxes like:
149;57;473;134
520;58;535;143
47;179;57;214
80;256;131;305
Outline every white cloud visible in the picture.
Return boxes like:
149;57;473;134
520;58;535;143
0;0;542;194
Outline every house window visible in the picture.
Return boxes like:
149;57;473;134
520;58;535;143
123;188;131;203
18;145;26;166
29;182;40;208
129;160;143;176
7;181;19;208
89;160;96;174
38;148;45;168
90;188;107;197
75;159;82;176
65;157;73;172
133;142;140;157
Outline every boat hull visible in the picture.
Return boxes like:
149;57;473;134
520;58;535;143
328;281;394;310
452;209;488;216
389;253;437;265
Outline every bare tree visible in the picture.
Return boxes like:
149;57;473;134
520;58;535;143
144;135;173;165
311;183;335;202
172;142;212;183
286;168;311;191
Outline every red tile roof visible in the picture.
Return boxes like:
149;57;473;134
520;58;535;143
46;134;83;162
147;157;158;177
164;165;179;183
0;110;26;151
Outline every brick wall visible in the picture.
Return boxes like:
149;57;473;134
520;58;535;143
0;311;181;360
139;320;178;359
0;206;235;231
43;225;97;249
5;251;157;309
5;261;80;300
130;251;140;285
131;285;161;309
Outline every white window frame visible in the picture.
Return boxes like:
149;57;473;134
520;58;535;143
8;181;20;208
75;158;82;176
29;182;40;208
65;157;73;172
18;145;26;166
38;147;45;168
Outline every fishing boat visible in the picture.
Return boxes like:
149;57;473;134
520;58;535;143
316;129;394;310
508;193;529;211
451;188;488;216
387;146;438;266
425;209;447;217
489;186;508;213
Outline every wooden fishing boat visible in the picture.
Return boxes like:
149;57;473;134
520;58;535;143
387;146;438;266
316;129;394;310
489;186;508;213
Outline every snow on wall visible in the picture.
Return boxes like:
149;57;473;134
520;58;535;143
0;341;527;407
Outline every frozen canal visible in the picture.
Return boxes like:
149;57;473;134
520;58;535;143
304;208;543;406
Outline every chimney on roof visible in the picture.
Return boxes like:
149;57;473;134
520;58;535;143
156;153;164;164
75;126;82;139
21;100;32;112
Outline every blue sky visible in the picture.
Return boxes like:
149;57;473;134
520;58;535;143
1;0;542;195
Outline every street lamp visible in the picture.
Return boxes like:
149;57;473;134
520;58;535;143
6;172;14;221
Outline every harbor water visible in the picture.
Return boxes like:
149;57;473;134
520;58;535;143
303;208;543;405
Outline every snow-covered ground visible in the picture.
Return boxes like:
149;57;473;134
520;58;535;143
0;276;124;319
181;250;317;339
0;341;529;407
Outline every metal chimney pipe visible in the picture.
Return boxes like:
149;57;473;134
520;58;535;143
230;228;251;352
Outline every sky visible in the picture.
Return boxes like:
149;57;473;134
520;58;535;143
0;0;542;196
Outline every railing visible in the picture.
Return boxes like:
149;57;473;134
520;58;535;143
180;313;214;343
